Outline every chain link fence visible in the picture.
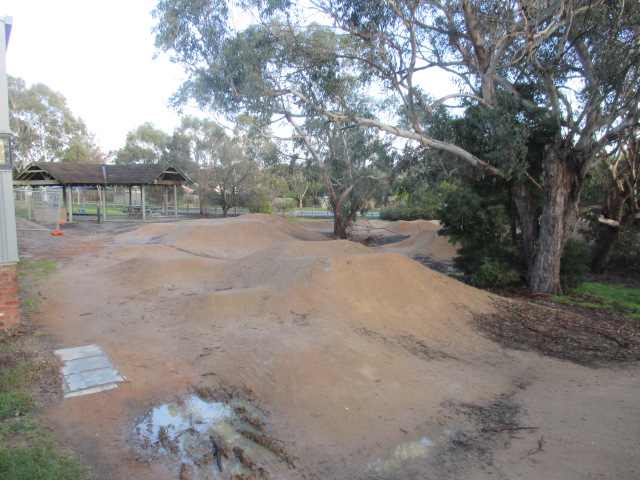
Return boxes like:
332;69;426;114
14;188;64;231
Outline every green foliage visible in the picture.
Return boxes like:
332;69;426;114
114;122;170;165
273;198;296;217
244;188;274;214
249;200;273;214
470;259;522;289
8;76;104;167
379;203;428;221
560;239;591;289
437;180;525;288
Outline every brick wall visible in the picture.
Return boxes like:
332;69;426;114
0;264;20;328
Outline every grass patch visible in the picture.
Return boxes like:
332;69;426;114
0;347;94;479
0;360;37;391
551;282;640;319
0;327;95;480
37;260;56;277
0;393;34;420
0;436;94;480
17;259;57;278
72;203;126;216
22;299;39;314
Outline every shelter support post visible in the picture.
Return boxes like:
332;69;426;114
173;185;178;218
65;186;73;222
26;187;32;220
163;186;168;215
102;190;107;221
141;185;146;222
128;186;132;206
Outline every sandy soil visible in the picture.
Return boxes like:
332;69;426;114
16;215;640;479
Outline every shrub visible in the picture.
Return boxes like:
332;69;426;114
273;198;296;217
379;203;428;221
470;258;522;288
248;199;273;214
438;180;526;288
561;238;591;289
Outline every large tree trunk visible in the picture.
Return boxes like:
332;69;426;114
332;202;348;239
198;194;206;215
590;184;627;273
528;145;583;295
511;179;540;275
591;225;619;274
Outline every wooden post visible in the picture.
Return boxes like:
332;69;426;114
141;185;146;221
163;186;168;215
102;188;107;221
97;185;102;218
129;186;132;206
173;185;178;218
65;186;73;222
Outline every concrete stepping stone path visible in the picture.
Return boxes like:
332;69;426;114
54;344;126;398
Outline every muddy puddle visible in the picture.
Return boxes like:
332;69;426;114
128;391;296;479
128;390;476;479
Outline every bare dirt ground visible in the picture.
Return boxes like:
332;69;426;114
15;215;640;480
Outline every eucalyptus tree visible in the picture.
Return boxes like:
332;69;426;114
171;116;260;216
115;122;171;164
154;0;640;293
292;118;396;237
8;76;100;167
60;132;105;164
154;6;399;237
289;166;310;210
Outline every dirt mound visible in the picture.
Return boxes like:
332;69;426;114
381;228;458;261
115;215;328;260
387;219;440;235
104;252;222;290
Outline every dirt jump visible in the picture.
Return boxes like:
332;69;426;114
16;214;640;479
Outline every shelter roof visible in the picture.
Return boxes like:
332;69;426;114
13;163;191;187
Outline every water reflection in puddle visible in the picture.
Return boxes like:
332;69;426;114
366;437;434;473
130;393;284;479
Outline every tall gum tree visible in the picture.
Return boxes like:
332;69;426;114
154;0;640;293
9;76;101;166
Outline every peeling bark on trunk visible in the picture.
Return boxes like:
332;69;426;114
511;179;540;275
332;203;348;239
528;145;583;295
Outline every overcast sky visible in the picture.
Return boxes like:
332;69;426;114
4;0;191;153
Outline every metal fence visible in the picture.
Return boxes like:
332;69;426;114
14;188;64;231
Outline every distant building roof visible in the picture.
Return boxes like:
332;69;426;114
13;163;191;187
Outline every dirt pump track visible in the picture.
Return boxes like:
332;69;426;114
17;215;640;479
